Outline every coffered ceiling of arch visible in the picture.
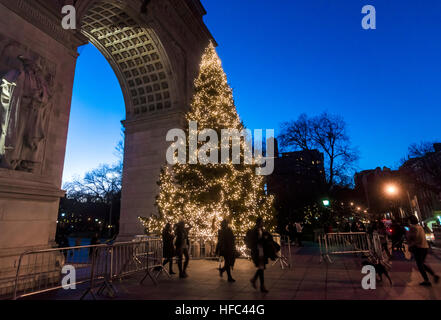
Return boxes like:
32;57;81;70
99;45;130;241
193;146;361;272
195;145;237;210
80;1;174;118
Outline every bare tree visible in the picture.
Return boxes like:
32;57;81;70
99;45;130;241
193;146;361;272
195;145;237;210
113;128;125;166
64;163;122;204
401;141;441;193
408;141;435;158
278;113;313;151
278;112;359;188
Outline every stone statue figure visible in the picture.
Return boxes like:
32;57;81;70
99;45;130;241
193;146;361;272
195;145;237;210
0;69;19;164
0;55;53;172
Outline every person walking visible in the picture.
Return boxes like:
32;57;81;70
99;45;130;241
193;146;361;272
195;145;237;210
58;233;70;258
295;221;303;247
245;217;278;293
285;222;296;245
407;216;440;286
391;220;405;252
175;221;190;278
162;223;176;275
89;233;99;258
351;220;365;233
216;219;236;282
377;221;391;259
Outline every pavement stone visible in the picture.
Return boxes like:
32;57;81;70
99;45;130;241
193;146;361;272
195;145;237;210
22;242;441;300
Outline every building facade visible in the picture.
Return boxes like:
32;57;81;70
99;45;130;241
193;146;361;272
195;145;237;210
400;143;441;222
267;148;326;228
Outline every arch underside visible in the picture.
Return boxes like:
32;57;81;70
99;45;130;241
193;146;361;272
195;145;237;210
80;1;175;119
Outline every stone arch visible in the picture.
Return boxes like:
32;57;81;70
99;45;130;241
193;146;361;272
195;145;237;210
0;0;213;264
79;0;179;119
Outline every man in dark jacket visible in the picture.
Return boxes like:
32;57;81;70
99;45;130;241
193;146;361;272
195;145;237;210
245;217;277;293
162;223;176;275
216;219;236;282
175;221;190;278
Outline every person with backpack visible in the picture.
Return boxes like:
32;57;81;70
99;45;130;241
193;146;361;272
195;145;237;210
245;217;279;293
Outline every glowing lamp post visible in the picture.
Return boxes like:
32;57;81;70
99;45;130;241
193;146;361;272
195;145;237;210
385;184;399;196
384;183;401;219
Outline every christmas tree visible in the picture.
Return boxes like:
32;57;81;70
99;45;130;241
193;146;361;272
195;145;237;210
139;42;274;238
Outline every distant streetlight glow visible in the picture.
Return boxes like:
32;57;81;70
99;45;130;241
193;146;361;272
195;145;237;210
322;199;330;207
385;184;399;196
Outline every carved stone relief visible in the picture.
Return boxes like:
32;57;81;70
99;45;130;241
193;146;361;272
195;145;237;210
0;34;56;173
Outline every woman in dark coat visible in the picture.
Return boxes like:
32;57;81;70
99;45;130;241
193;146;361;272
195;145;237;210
245;217;277;293
216;219;236;282
162;223;176;274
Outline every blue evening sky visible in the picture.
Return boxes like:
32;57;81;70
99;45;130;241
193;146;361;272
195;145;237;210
62;0;441;183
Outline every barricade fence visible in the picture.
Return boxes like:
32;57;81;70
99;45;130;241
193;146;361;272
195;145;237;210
189;233;291;266
12;243;108;300
272;234;292;269
11;237;165;300
9;233;291;300
433;226;441;248
318;232;383;263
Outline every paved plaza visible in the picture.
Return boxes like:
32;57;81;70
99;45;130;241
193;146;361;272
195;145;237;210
26;243;441;300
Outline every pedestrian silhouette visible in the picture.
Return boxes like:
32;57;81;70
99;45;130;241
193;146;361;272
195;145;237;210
245;217;279;293
216;219;236;282
162;223;176;275
175;221;190;278
407;216;440;286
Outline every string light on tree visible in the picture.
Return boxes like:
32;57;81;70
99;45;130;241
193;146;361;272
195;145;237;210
139;42;275;238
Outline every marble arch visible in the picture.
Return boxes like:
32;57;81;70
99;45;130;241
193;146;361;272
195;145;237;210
0;0;214;281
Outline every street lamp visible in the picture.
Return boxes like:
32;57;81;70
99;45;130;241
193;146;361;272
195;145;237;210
384;183;402;220
385;184;399;196
322;199;330;207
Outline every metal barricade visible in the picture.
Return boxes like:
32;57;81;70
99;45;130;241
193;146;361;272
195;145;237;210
370;232;384;259
433;226;441;248
318;232;375;263
9;232;292;300
11;238;164;300
272;234;292;269
189;237;218;260
136;238;169;285
189;235;249;260
80;245;114;300
12;243;108;300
